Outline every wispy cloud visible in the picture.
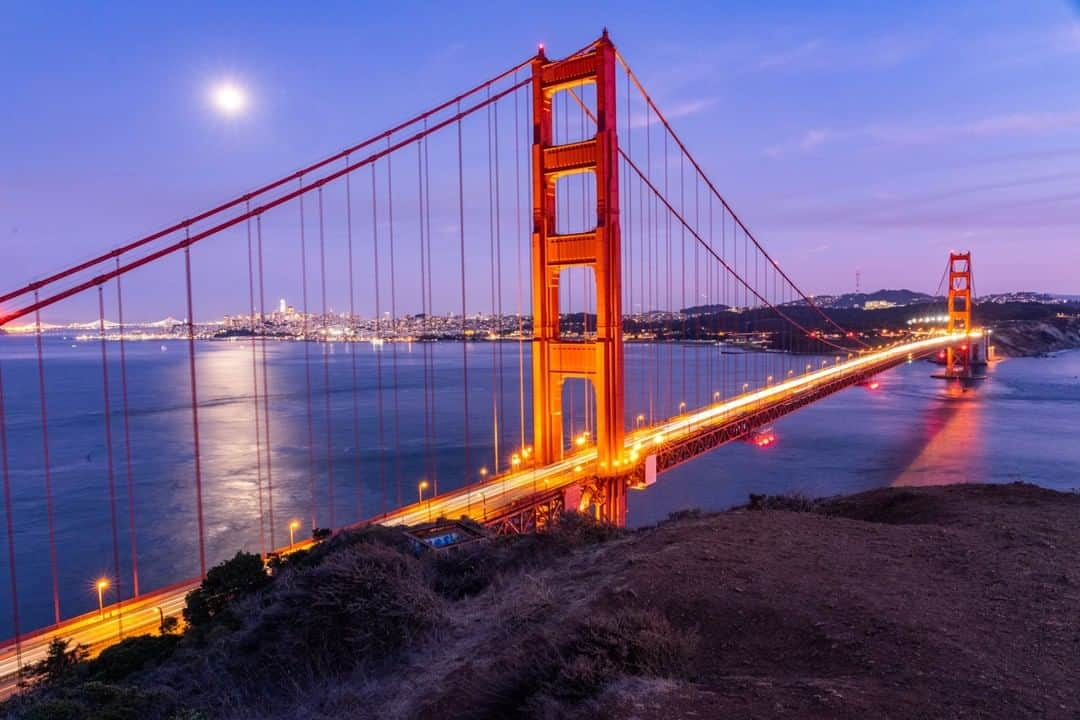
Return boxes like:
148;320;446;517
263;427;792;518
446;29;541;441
752;32;928;74
629;97;716;129
764;128;830;157
866;111;1080;144
764;109;1080;156
757;39;823;69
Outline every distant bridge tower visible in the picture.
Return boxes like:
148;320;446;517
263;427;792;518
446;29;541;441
530;32;626;523
946;251;973;372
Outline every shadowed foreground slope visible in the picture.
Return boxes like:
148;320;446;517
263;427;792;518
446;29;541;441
5;483;1078;719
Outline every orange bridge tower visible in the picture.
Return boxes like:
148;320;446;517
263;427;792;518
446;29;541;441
946;251;973;372
530;33;626;522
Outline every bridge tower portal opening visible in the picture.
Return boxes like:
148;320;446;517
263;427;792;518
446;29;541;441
530;33;626;524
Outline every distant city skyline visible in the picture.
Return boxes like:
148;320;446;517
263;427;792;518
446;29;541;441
2;1;1079;324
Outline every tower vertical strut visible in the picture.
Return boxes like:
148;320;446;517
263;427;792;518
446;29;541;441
531;32;626;524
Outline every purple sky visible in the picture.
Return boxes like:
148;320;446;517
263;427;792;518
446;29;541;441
2;1;1079;322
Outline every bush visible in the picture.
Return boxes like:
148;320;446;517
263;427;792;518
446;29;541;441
746;492;818;513
552;607;692;701
19;638;88;686
85;634;180;683
662;507;704;524
183;551;270;627
220;541;444;689
427;512;624;601
13;681;180;720
429;606;693;720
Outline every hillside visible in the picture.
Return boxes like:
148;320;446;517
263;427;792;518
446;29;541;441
5;483;1079;719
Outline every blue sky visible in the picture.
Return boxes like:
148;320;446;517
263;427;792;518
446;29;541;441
2;1;1079;320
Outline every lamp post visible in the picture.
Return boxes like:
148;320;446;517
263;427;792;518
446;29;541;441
418;480;429;503
678;401;686;414
289;519;300;547
96;578;109;617
636;413;645;429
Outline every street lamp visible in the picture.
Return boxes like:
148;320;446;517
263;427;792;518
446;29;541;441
479;466;488;480
511;453;521;469
678;401;686;414
713;391;720;403
418;480;429;503
636;413;645;429
767;375;774;386
289;519;300;546
742;382;749;393
96;578;109;617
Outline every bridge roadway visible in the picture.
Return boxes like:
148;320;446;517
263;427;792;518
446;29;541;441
0;331;972;694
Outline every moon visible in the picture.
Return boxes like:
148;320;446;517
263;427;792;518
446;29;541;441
210;81;248;117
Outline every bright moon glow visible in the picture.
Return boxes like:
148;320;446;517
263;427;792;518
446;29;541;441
211;82;248;116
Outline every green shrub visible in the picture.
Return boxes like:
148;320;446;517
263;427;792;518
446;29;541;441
225;541;444;685
19;638;88;686
746;492;818;512
427;512;623;601
85;634;180;683
14;682;180;720
183;551;270;627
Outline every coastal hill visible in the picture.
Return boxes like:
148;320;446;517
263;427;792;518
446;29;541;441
6;483;1078;719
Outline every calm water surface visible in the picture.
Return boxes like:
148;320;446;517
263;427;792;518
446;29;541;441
1;336;1078;636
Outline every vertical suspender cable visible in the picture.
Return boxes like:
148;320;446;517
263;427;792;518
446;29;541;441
579;83;590;437
386;142;403;508
345;159;363;522
317;188;336;528
417;141;435;489
371;165;386;513
34;293;60;624
256;217;276;548
97;286;123;638
244;210;266;556
183;240;207;577
679;151;687;410
457;102;472;484
494;99;506;468
487;90;500;475
694;169;701;407
660;133;669;418
423;121;439;492
114;259;139;595
0;363;22;668
514;76;526;454
298;181;317;531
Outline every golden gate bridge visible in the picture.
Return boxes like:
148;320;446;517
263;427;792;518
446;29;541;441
0;32;982;683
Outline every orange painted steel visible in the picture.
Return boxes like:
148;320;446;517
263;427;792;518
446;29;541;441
946;252;973;371
530;32;625;525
